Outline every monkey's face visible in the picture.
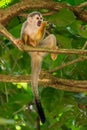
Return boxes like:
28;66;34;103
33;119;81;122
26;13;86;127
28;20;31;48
34;14;43;27
28;14;43;28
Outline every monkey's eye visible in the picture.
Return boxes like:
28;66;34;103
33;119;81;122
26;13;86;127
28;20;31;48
40;17;43;20
36;17;39;20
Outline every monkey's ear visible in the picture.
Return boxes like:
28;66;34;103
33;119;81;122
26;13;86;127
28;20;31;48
27;17;33;24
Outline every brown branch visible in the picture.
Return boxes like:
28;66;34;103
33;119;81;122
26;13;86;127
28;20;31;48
23;45;87;55
0;0;87;26
0;0;64;26
78;2;87;8
0;71;87;92
0;24;15;43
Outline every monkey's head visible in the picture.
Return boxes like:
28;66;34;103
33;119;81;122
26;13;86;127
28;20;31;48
27;11;43;28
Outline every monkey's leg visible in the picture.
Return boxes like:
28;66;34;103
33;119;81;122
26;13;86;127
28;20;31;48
39;34;58;60
30;52;46;123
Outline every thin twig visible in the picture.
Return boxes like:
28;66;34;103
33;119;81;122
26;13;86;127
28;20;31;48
78;2;87;8
50;40;87;73
49;56;87;73
82;41;87;50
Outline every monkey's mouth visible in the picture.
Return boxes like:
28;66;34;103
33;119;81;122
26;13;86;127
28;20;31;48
37;21;42;26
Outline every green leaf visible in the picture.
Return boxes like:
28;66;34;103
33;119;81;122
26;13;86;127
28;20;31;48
47;8;76;27
9;23;22;37
70;20;87;38
57;34;72;48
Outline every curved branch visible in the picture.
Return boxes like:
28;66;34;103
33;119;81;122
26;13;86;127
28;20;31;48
0;0;87;26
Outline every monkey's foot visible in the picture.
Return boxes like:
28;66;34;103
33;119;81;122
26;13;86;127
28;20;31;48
29;41;37;47
51;46;58;61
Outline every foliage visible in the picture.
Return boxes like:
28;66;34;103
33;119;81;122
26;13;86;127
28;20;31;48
0;0;87;130
54;0;87;6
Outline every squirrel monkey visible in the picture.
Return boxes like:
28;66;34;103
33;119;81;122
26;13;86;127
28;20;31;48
21;12;47;47
20;11;58;123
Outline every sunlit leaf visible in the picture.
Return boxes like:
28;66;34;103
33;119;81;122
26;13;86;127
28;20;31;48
0;117;15;125
0;0;13;8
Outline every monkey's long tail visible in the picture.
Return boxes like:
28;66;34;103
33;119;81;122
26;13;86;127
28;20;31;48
35;96;46;123
31;54;46;123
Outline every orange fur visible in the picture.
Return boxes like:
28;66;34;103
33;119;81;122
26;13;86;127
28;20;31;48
36;21;47;42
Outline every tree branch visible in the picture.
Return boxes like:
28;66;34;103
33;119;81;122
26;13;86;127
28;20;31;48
0;0;87;26
49;56;87;73
0;71;87;92
78;2;87;8
0;23;23;50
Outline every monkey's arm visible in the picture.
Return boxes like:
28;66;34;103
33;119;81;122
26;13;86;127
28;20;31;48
36;21;47;42
20;21;36;47
21;33;37;47
21;33;29;45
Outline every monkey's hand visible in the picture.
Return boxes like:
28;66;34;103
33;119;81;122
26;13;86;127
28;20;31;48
29;39;37;47
36;21;47;42
40;21;47;32
51;46;58;60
